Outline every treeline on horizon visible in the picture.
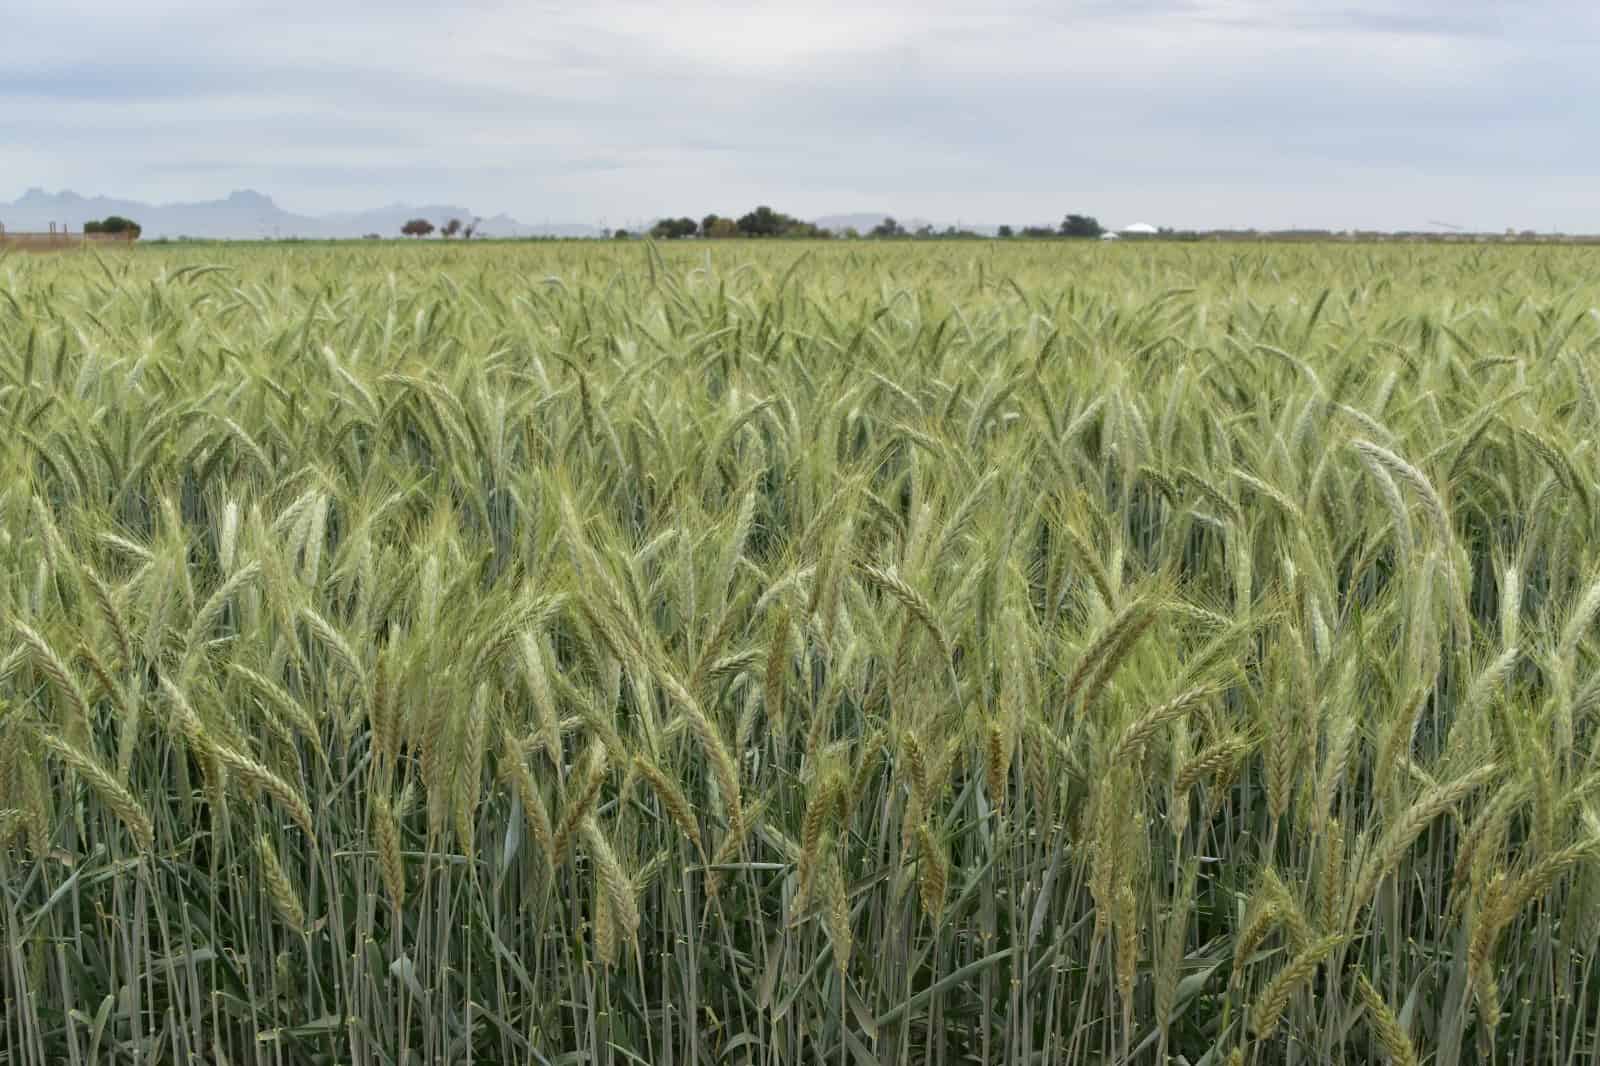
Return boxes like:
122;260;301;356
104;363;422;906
628;207;1109;241
100;203;1596;244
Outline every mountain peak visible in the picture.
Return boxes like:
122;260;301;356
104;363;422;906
225;189;275;207
3;187;597;239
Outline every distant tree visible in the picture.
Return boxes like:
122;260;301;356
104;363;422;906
737;205;791;237
363;233;382;240
401;219;435;238
441;218;464;239
613;229;633;239
1060;214;1104;239
703;217;739;239
85;216;141;238
869;217;906;238
464;217;481;239
1021;225;1056;239
840;227;862;239
997;225;1014;238
650;217;699;239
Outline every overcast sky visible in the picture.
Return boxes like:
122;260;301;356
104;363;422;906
5;0;1598;231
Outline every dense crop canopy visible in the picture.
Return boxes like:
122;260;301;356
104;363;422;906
3;240;1600;1063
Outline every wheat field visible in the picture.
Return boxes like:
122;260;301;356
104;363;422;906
2;240;1599;1064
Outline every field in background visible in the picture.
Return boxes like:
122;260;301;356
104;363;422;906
3;240;1600;1064
0;230;137;251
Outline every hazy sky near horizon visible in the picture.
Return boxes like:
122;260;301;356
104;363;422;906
5;0;1598;231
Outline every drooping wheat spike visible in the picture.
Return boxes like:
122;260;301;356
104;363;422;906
453;682;491;867
15;621;92;746
1352;440;1450;544
1174;733;1252;797
634;753;705;859
224;743;315;837
902;730;930;816
764;604;790;744
859;562;952;667
1090;769;1141;945
228;664;327;767
1351;440;1470;637
1450;777;1527;906
690;599;748;698
1471;836;1600;983
1059;516;1117;609
1063;596;1159;716
1466;870;1510;1027
415;694;452;822
518;630;563;765
501;728;555;871
824;852;852;976
0;808;24;847
181;560;261;673
916;821;948;923
552;740;607;865
17;751;51;861
169;682;318;838
796;774;837;912
83;566;133;668
1156;858;1199;1039
370;790;406;908
1347;765;1497;921
582;815;640;948
1262;672;1300;824
1354;446;1413;569
36;730;153;852
592;865;617;968
78;642;128;719
82;643;144;781
1231;898;1282;990
1507;835;1600;911
984;716;1008;812
1110;685;1209;765
1319;819;1345;933
1114;883;1139;1016
1499;562;1521;647
706;791;768;899
1311;707;1355;838
1371;686;1429;803
369;644;393;770
657;665;743;838
256;834;306;933
1355;974;1419;1066
1250;933;1341;1039
299;605;366;683
850;728;887;811
1261;869;1314;955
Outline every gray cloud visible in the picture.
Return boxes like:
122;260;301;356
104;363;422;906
4;0;1597;230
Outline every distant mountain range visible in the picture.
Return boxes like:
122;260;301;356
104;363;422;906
0;189;1023;241
0;188;601;240
811;214;1007;236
